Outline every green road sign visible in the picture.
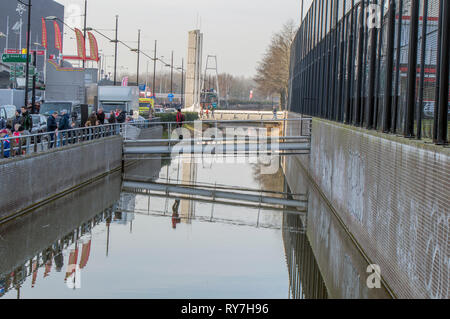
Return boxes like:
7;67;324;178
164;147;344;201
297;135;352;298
2;54;30;63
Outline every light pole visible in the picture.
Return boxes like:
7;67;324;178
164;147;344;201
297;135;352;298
113;15;119;86
82;0;87;69
178;58;184;107
170;50;174;94
33;42;47;84
132;29;141;86
24;0;32;109
152;40;157;98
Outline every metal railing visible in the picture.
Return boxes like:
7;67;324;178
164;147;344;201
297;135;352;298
0;120;152;160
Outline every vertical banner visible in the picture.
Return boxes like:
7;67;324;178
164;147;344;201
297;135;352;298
41;18;48;49
74;28;86;60
87;32;99;61
122;77;129;86
53;21;62;52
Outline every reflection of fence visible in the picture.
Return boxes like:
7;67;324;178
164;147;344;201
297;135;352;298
289;0;449;144
282;213;328;299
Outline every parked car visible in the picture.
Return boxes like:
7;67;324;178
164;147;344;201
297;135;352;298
31;114;47;134
165;108;177;113
423;101;450;119
154;108;165;114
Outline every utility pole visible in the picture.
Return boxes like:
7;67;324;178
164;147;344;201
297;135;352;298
31;51;36;114
113;15;118;86
152;40;157;97
82;0;87;68
170;50;173;93
181;58;184;107
136;29;141;86
24;0;32;108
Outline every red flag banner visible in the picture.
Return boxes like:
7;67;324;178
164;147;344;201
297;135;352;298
53;21;62;52
87;32;99;62
41;18;47;49
74;28;86;60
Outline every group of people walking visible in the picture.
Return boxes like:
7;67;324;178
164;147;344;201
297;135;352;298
0;107;33;158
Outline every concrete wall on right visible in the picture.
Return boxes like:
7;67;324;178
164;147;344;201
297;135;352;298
284;114;449;299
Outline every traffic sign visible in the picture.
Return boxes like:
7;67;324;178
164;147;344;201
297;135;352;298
2;53;30;63
168;93;174;102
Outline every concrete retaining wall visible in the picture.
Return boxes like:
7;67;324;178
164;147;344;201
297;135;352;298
0;135;123;222
284;114;449;299
284;155;392;299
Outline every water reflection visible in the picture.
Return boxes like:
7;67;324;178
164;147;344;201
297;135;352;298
0;207;114;298
0;154;329;299
283;213;328;299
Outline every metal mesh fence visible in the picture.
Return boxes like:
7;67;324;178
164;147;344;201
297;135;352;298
289;0;449;145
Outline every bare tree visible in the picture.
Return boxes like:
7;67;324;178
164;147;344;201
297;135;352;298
254;20;297;109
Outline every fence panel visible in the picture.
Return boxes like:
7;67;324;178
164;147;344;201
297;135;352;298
288;0;448;145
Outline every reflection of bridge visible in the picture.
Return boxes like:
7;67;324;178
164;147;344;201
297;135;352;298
122;180;308;213
119;188;307;232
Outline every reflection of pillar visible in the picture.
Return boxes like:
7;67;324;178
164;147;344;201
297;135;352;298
180;154;197;223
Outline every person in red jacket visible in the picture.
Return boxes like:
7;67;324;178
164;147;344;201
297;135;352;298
176;109;185;128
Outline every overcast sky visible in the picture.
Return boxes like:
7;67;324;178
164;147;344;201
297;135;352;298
55;0;312;78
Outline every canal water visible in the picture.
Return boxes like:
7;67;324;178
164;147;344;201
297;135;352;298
0;155;327;299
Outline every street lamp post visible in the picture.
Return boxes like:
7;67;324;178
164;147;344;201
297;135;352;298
82;0;87;69
113;15;119;86
180;58;184;108
33;42;47;85
152;40;157;98
136;29;140;86
24;0;32;109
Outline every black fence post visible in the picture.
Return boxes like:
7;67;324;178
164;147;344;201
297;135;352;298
383;0;396;133
433;0;443;142
366;1;378;130
355;2;365;126
392;0;403;133
416;0;428;139
345;5;355;124
404;0;420;138
436;0;449;145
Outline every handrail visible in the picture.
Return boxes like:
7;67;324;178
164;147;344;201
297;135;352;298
0;120;152;159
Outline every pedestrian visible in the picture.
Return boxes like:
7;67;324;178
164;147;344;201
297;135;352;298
273;106;278;120
96;108;105;125
87;112;97;126
12;124;24;156
0;116;5;130
0;129;11;158
176;109;185;128
21;106;32;132
171;199;181;229
12;110;21;132
58;109;70;146
108;111;116;124
116;109;127;124
47;111;58;148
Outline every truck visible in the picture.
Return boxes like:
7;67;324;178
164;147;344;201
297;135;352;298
98;86;139;119
0;89;25;109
